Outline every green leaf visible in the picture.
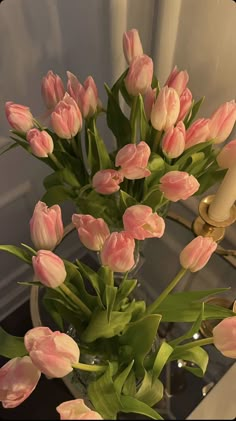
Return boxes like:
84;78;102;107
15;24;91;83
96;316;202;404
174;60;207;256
0;142;19;156
135;370;164;407
104;285;118;322
0;327;27;358
75;259;104;299
77;190;121;227
123;370;137;396
64;260;98;308
142;188;163;211
0;245;32;264
43;168;80;189
174;141;212;170
120;395;163;420
171;346;209;377
185;97;205;128
90;118;112;170
119;190;138;213
153;342;174;378
41;185;74;206
10;136;30;151
158;301;234;322
170;303;205;347
196;169;227;195
115;279;138;308
137;94;150;139
114;361;134;395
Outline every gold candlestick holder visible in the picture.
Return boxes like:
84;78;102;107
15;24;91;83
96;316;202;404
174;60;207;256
192;195;236;242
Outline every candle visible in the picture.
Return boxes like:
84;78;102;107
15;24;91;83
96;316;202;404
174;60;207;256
208;164;236;222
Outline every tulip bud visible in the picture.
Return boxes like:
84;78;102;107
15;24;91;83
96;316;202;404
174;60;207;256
123;29;143;64
115;141;151;180
79;76;99;118
162;121;186;158
30;201;64;250
151;87;180;131
67;71;82;103
165;66;189;96
24;327;80;378
32;250;67;288
208;100;236;144
92;169;124;195
185;118;210;149
72;214;110;251
213;317;236;358
125;55;153;96
26;128;54;158
180;235;217;272
51;93;83;139
123;205;165;240
177;88;192;122
144;87;156;120
216;139;236;168
159;171;199;202
100;231;135;272
0;356;41;408
41;70;65;109
5;101;34;132
56;399;103;420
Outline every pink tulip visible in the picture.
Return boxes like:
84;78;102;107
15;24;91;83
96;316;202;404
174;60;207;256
100;231;135;272
56;399;103;420
162;121;186;158
51;93;83;139
41;70;65;109
67;71;81;103
159;171;200;202
144;87;156;120
32;250;67;288
0;356;41;408
125;54;153;96
180;236;217;272
115;141;151;180
185;118;210;149
24;327;80;378
30;201;64;250
151;86;180;131
123;29;143;64
26;128;54;158
72;214;110;251
165;66;189;96
67;72;99;118
217;139;236;168
208;100;236;144
213;317;236;358
123;205;165;240
92;169;124;195
177;88;192;122
5;101;34;132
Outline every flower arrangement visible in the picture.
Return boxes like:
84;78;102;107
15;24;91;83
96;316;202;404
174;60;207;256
0;29;236;420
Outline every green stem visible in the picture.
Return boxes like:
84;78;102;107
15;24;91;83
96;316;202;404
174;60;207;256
152;130;162;153
174;337;214;352
146;267;187;314
130;96;139;143
48;153;64;170
72;361;107;372
33;118;44;130
71;136;80;158
59;284;92;318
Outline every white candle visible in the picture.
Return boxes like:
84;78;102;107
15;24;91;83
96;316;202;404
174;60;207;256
208;164;236;222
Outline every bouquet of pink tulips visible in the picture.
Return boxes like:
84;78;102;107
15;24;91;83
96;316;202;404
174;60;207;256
0;29;236;420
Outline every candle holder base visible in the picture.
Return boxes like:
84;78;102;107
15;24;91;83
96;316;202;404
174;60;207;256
192;217;225;242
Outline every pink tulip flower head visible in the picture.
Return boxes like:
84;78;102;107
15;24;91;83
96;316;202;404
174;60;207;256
72;214;110;251
159;171;200;202
67;72;99;118
32;250;67;288
125;54;153;96
162;121;186;159
92;169;124;195
123;29;143;64
123;205;165;240
30;201;64;250
51;93;83;139
177;88;192;122
41;70;65;109
213;316;236;358
165;66;189;97
56;399;103;420
216;139;236;169
115;141;151;179
24;327;80;378
100;231;135;272
5;101;34;132
208;100;236;144
151;86;180;132
0;356;41;408
180;236;217;272
185;118;210;149
27;128;54;158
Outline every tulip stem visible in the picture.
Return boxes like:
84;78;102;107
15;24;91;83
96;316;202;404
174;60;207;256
49;153;64;170
59;284;92;318
152;130;162;153
130;96;139;143
174;337;214;353
146;267;187;314
72;362;107;372
71;136;81;159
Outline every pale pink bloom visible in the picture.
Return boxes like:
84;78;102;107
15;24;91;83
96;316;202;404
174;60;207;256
115;141;151;180
24;327;80;378
67;72;99;118
5;101;34;132
144;87;156;120
213;317;236;358
51;93;83;139
180;235;217;272
123;29;143;64
208;100;236;144
125;54;153;96
41;70;65;109
92;169;124;195
123;205;165;240
32;250;66;288
217;139;236;168
100;231;135;272
159;171;199;202
151;86;180;131
0;356;41;408
30;201;64;250
165;66;189;96
27;128;54;158
72;214;110;251
162;121;186;158
177;88;192;122
185;118;210;149
56;399;103;420
67;71;82;103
